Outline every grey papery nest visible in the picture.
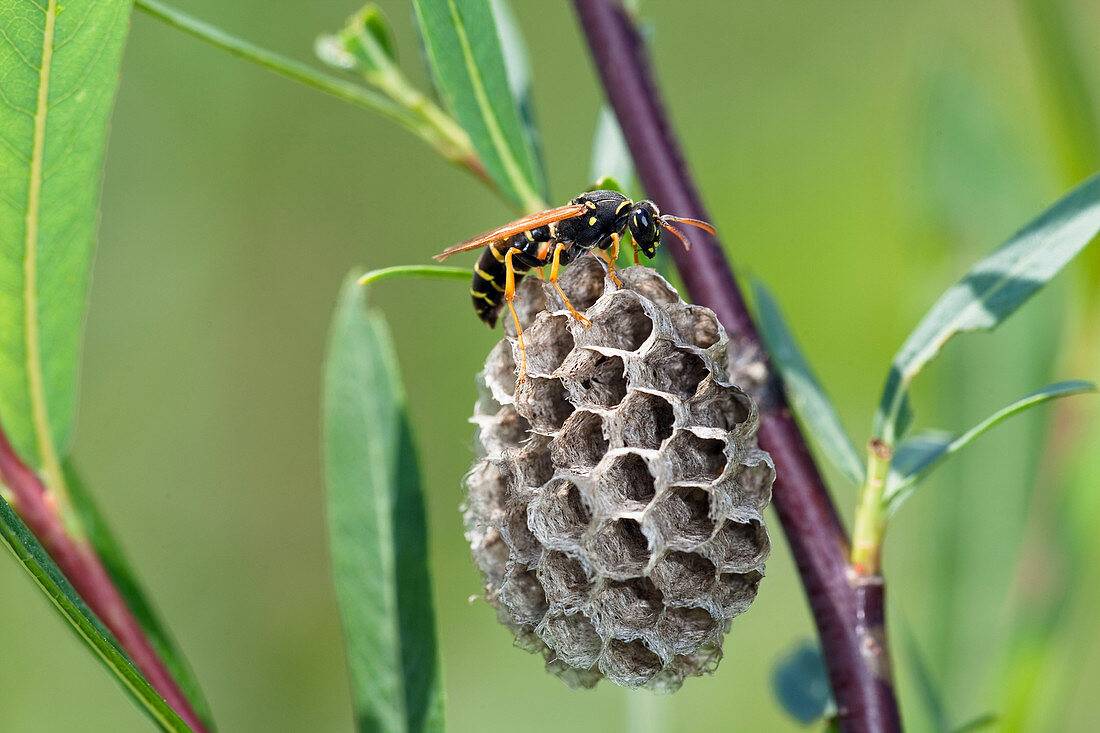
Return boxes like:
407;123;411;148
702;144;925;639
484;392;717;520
463;256;774;691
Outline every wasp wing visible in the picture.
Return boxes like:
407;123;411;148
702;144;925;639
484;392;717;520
433;203;587;261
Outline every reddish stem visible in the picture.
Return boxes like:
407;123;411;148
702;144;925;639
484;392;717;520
0;426;207;732
571;1;900;730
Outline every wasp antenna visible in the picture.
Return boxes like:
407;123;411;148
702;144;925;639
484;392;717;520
663;215;716;235
659;219;693;251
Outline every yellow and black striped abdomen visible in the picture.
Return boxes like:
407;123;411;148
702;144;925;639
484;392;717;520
471;242;526;327
471;226;556;327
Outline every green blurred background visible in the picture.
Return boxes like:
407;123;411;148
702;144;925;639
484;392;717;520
1;1;1098;730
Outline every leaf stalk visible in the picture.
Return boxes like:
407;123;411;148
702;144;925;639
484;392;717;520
851;440;892;577
357;265;470;286
134;0;490;186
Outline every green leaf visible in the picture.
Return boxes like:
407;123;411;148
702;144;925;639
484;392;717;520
874;172;1100;445
772;640;835;725
490;0;547;199
323;274;444;733
0;0;130;469
589;106;636;194
361;5;398;63
307;2;476;174
885;380;1096;513
65;462;215;729
0;495;190;732
412;0;545;210
316;6;398;79
0;5;211;726
754;281;866;486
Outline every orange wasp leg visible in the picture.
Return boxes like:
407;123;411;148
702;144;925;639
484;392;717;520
549;243;592;327
504;248;528;381
594;232;623;288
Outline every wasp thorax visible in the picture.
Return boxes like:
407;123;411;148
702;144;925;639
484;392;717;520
464;257;774;691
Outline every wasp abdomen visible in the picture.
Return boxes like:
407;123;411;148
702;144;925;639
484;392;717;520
471;228;552;327
470;244;511;328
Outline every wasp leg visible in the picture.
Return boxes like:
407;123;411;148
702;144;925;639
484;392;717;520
595;233;623;288
533;265;546;281
504;248;528;381
624;232;640;265
550;242;592;327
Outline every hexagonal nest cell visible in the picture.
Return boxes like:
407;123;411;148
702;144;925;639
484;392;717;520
462;262;774;691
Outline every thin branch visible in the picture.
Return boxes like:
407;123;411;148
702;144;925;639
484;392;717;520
134;0;489;184
0;426;208;733
571;2;900;730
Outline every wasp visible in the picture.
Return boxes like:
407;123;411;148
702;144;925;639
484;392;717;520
434;189;716;378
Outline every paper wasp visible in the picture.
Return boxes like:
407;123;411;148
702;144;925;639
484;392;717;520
434;189;715;378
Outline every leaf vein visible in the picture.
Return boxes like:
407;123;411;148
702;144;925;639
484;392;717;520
41;2;124;136
0;83;36;117
52;2;97;52
0;127;31;163
444;0;539;210
0;26;41;71
22;0;62;484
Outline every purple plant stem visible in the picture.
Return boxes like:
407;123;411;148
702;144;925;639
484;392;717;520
571;1;901;730
0;426;208;732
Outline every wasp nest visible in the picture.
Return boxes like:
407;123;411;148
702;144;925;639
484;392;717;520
464;257;774;691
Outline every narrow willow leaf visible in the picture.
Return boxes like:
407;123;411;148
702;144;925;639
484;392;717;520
490;0;547;199
754;281;866;485
874;173;1100;445
0;0;130;467
316;5;398;78
65;463;215;729
323;274;444;733
885;380;1096;513
772;641;834;725
361;5;398;63
0;496;189;733
412;0;545;210
589;106;636;193
888;432;952;492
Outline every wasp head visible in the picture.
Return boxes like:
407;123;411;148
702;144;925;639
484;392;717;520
628;201;662;258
